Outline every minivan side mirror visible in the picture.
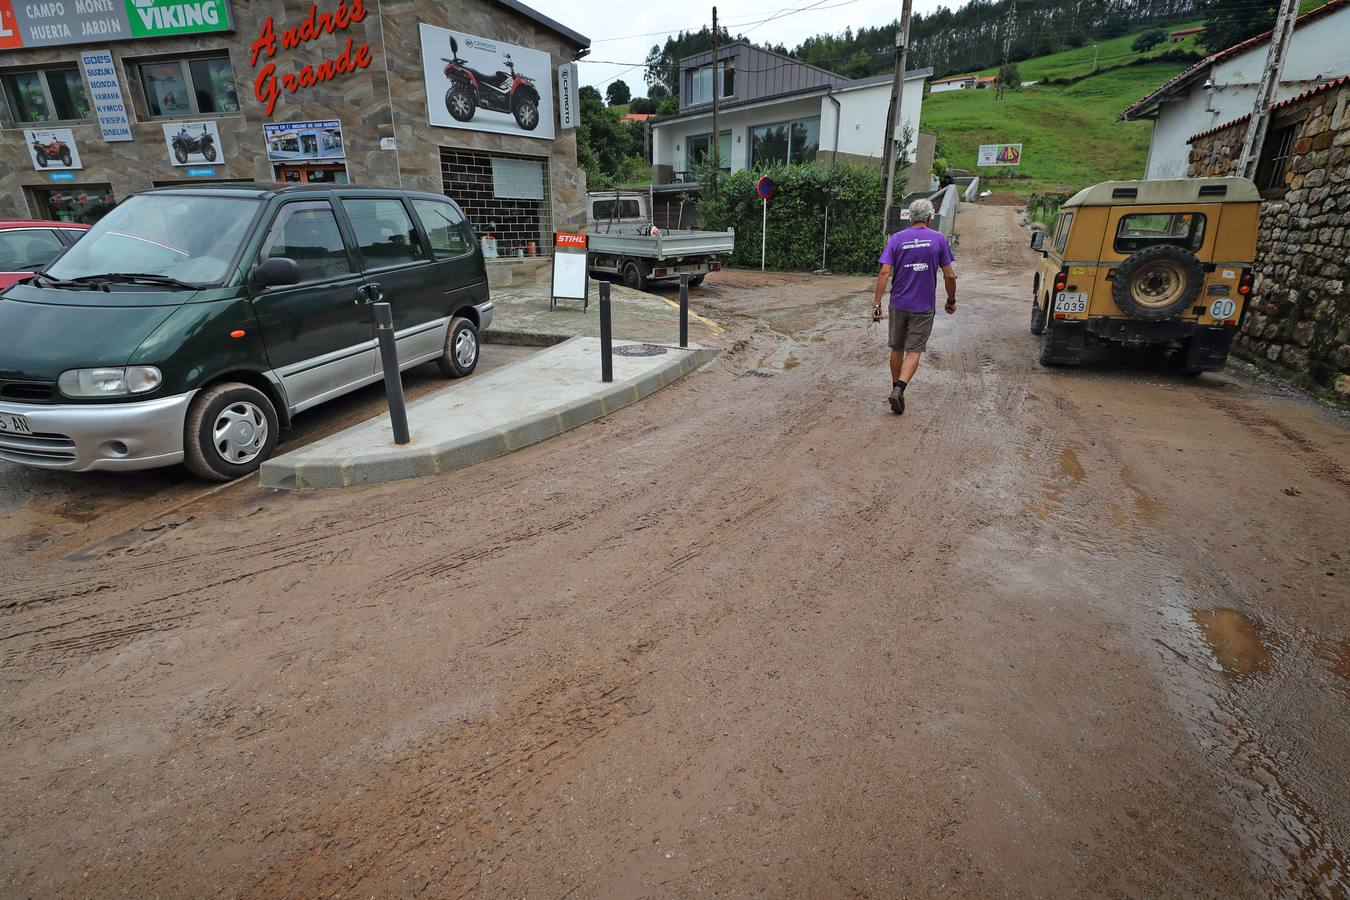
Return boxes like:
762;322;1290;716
1030;230;1045;251
252;257;301;288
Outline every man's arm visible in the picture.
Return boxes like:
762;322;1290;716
872;264;892;320
942;263;957;314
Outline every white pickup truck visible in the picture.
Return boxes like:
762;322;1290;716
586;190;734;291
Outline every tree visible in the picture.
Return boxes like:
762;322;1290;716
1132;28;1167;52
606;80;632;106
628;96;658;114
576;85;642;189
1196;0;1276;53
998;62;1021;90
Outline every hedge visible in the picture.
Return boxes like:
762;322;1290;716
692;162;889;274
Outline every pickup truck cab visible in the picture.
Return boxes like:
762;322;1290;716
586;190;733;290
0;183;492;480
1028;177;1259;374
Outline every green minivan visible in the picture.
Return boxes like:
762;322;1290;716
0;184;493;480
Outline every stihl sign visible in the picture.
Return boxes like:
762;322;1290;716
555;232;587;248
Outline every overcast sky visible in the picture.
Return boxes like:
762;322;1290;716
523;0;966;92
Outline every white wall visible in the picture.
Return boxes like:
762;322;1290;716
824;78;925;163
929;81;968;94
1144;5;1348;179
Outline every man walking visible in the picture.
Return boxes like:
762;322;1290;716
871;198;957;415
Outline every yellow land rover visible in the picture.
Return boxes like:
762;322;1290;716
1028;177;1260;374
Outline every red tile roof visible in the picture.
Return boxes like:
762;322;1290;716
1120;0;1347;120
1186;73;1350;143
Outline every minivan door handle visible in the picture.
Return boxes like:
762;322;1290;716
354;285;369;304
366;282;384;303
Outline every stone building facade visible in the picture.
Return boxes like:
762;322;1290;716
1187;76;1350;402
0;0;588;278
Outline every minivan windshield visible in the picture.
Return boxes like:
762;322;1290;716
46;194;257;287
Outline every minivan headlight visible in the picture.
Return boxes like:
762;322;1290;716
58;366;162;398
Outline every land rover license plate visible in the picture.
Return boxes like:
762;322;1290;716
1054;292;1087;313
0;412;32;435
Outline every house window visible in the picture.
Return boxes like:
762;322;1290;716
750;118;820;168
686;130;731;169
2;67;90;123
687;64;734;105
137;56;239;118
1255;121;1299;196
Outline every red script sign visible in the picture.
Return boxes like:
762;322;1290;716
250;0;373;116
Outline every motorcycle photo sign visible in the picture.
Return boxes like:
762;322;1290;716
419;23;555;140
161;120;223;166
23;129;82;171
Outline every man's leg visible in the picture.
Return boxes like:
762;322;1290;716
900;351;922;384
890;348;904;382
887;310;909;415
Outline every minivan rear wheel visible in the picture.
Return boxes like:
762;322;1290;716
184;382;280;481
436;316;479;378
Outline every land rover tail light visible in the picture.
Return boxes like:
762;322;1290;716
653;267;668;277
1238;268;1254;295
711;262;722;271
1053;269;1068;292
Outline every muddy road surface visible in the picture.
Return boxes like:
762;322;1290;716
2;205;1347;897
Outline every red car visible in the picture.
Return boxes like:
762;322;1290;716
0;219;89;290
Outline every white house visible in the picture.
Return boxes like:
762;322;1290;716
1120;0;1349;179
650;42;931;188
929;74;995;94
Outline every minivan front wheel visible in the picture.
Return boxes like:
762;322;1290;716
184;383;280;481
436;316;479;378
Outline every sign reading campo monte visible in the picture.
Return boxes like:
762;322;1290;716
0;0;232;49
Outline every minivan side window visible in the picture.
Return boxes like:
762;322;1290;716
342;198;426;268
410;199;472;259
261;203;352;283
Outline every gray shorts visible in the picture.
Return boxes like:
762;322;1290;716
888;308;935;352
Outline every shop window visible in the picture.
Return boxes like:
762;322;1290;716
29;185;117;225
2;67;91;123
410;199;473;258
137;56;239;118
342;198;426;268
750;118;820;168
0;229;68;272
441;148;552;259
1255;120;1300;197
261;203;352;283
1114;212;1206;253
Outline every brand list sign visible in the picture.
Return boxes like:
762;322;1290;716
0;0;233;50
78;48;132;141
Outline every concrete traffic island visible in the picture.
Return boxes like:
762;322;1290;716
484;279;725;347
259;337;718;491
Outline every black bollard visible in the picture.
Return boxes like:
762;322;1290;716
679;273;689;348
371;301;410;445
599;281;613;383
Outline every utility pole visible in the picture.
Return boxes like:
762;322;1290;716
1239;0;1299;180
1092;44;1099;73
996;0;1016;101
880;0;912;237
710;6;720;194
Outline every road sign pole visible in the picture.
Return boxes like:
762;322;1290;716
679;273;689;348
761;197;767;272
371;301;410;446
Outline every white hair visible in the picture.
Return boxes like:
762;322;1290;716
908;198;935;223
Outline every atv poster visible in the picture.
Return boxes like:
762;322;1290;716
161;120;223;166
419;23;555;140
23;129;83;171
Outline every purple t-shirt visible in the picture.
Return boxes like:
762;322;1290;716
879;226;954;313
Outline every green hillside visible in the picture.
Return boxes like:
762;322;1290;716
923;31;1203;195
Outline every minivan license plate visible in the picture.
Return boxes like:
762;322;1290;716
0;412;32;435
1055;292;1087;313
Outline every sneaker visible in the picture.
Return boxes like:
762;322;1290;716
888;384;905;415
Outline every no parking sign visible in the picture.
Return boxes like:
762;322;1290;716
756;177;776;270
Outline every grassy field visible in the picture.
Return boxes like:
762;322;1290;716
924;58;1197;196
973;23;1204;83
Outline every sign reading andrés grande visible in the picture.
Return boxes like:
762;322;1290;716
0;0;232;50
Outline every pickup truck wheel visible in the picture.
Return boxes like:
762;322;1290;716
183;383;279;481
622;261;648;291
436;316;479;378
688;274;706;287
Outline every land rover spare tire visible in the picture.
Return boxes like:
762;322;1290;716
1112;244;1204;320
184;382;280;481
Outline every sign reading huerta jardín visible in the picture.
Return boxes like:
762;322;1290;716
0;0;233;49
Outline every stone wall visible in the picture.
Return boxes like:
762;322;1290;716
1187;82;1350;403
0;0;587;232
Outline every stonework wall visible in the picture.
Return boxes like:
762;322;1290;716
1187;83;1350;403
0;0;586;231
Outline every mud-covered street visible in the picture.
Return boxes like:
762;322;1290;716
2;204;1347;897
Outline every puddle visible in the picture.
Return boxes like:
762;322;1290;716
1192;608;1275;676
782;356;799;371
1315;637;1350;694
1027;446;1087;518
1057;448;1085;484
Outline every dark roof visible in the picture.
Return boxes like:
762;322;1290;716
1186;73;1350;143
1119;0;1346;120
492;0;589;49
142;183;454;202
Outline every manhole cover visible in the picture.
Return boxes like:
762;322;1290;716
743;369;777;378
612;344;669;357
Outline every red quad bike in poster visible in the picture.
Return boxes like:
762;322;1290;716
30;133;72;168
441;35;541;131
